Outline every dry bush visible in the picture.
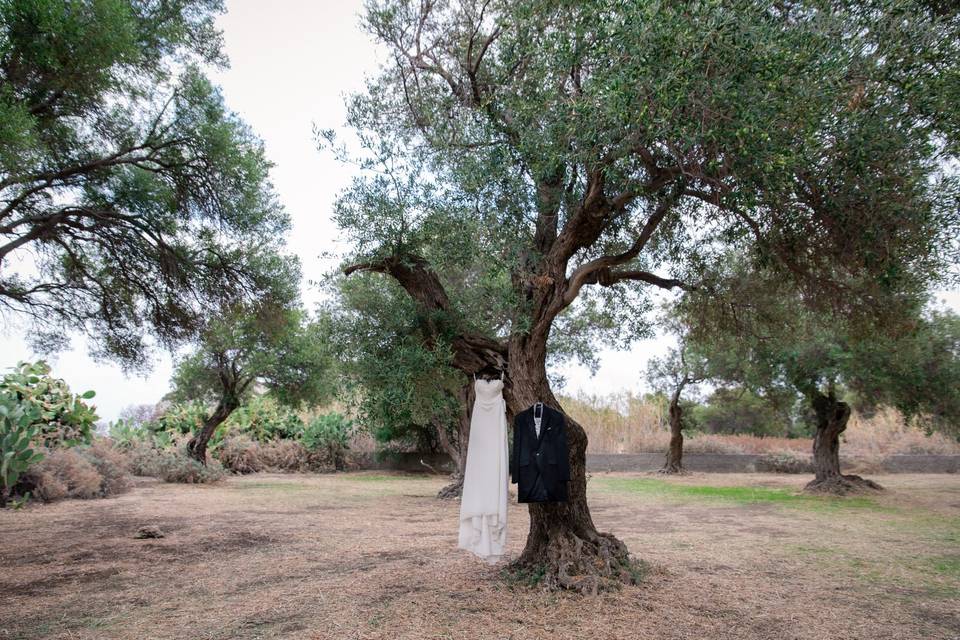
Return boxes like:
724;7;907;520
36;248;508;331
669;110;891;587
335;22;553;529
27;449;103;499
755;452;814;473
124;440;167;477
217;435;266;474
18;466;68;502
81;439;131;495
158;452;225;484
259;439;310;471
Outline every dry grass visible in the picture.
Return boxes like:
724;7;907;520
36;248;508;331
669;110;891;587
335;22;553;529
565;392;960;459
1;470;958;639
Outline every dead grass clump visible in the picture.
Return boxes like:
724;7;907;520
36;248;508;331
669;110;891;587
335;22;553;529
81;439;131;495
27;449;104;499
259;439;313;472
159;453;225;484
218;435;266;474
755;452;814;474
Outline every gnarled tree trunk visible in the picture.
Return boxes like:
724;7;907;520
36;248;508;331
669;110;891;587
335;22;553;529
804;391;882;495
186;395;238;464
660;378;688;474
505;335;639;594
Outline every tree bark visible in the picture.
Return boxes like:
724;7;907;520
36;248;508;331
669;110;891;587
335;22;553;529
437;381;473;499
660;382;686;474
804;392;882;495
186;395;238;464
505;334;639;594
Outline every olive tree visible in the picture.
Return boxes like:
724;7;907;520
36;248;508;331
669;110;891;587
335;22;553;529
680;257;960;494
329;0;959;590
169;254;332;463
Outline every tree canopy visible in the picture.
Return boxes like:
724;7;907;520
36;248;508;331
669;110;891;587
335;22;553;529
329;0;960;590
168;252;332;462
0;0;289;368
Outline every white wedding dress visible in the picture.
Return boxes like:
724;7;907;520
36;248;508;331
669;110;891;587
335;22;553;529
457;377;509;564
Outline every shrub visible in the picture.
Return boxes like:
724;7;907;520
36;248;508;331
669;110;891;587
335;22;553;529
217;435;265;474
26;449;103;499
301;412;354;470
124;439;168;477
259;439;309;471
158;452;225;483
691;387;791;437
755;452;814;474
19;440;132;502
81;439;131;495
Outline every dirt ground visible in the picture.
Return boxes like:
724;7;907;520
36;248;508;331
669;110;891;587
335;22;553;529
1;471;958;640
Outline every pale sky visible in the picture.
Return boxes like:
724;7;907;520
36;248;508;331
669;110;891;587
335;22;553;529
0;1;956;422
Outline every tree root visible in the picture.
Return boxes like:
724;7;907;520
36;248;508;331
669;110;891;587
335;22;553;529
436;474;463;499
804;474;884;496
657;464;687;475
508;528;645;594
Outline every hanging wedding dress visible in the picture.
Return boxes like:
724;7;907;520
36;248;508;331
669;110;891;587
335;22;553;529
457;376;509;564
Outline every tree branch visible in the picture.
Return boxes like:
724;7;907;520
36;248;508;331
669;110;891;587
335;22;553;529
343;253;508;374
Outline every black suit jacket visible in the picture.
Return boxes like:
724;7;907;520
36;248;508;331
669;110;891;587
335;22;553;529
510;404;570;503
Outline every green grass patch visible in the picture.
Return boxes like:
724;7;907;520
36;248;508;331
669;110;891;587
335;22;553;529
927;554;960;577
592;477;886;511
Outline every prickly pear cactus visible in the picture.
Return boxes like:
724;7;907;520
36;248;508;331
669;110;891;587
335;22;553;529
0;392;45;508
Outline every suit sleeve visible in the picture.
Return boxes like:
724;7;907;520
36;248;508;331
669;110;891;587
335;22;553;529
510;414;521;484
557;410;571;482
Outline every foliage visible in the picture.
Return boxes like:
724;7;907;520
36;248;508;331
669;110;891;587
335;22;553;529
223;395;304;443
167;265;333;461
848;308;960;438
0;0;292;369
149;401;208;436
679;255;960;440
333;0;959;341
301;412;354;470
691;387;796;438
0;391;43;507
319;277;462;452
107;418;146;449
0;361;97;448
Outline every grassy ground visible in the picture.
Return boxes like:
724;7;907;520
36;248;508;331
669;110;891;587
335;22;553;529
1;471;958;640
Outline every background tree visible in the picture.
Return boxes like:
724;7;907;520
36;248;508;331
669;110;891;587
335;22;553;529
0;0;288;369
644;327;708;474
680;257;960;494
330;0;959;590
169;254;332;463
